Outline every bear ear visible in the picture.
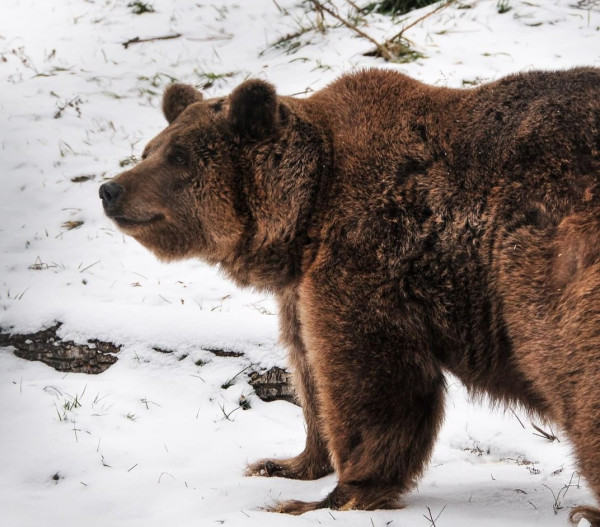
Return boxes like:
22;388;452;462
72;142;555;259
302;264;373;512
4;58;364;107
162;84;203;124
228;79;278;140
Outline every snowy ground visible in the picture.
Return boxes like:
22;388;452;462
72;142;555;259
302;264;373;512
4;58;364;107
1;0;599;525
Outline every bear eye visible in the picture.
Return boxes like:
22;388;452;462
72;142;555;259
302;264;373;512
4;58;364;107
169;149;188;166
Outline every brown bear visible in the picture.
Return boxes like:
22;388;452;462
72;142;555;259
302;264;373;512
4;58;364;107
99;67;600;525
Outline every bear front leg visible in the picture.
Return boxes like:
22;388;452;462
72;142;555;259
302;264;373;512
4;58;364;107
246;288;333;481
244;343;332;479
273;290;446;513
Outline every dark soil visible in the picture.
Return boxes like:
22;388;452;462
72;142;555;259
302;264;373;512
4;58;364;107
0;323;119;374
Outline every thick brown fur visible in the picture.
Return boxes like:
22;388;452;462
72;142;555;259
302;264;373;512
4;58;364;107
100;68;600;525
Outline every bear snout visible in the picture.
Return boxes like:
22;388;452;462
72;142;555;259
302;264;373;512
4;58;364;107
99;179;165;231
99;182;124;212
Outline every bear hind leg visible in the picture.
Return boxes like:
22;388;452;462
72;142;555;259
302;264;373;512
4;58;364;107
271;482;402;515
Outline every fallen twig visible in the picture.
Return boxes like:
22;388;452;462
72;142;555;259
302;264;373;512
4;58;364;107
510;407;525;428
532;422;559;442
307;0;396;60
186;35;233;42
122;33;182;49
385;0;457;45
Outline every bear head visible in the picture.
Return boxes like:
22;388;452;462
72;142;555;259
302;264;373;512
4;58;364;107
100;80;329;289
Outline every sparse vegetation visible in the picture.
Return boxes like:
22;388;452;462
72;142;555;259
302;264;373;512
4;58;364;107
28;257;59;271
221;365;252;390
543;472;581;514
119;154;139;168
464;440;490;456
54;96;83;119
128;1;155;15
194;70;236;90
368;0;439;15
497;0;511;14
423;505;446;527
61;220;84;232
136;72;178;92
70;174;96;183
54;387;86;421
501;454;541;475
532;423;559;442
267;0;457;62
218;394;252;420
306;0;420;62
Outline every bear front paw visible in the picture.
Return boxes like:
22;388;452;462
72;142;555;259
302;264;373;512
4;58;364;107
245;453;332;480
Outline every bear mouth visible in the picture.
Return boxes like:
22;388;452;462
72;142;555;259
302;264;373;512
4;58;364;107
111;214;163;229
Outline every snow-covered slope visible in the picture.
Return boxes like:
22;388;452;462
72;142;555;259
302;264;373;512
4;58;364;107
1;1;599;525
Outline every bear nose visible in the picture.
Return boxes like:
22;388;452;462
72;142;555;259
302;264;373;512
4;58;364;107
99;182;123;209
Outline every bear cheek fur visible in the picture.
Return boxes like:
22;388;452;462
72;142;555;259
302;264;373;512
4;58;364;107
188;165;247;264
128;160;245;263
110;165;201;261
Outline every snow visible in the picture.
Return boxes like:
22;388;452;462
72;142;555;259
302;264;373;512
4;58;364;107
1;0;599;525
